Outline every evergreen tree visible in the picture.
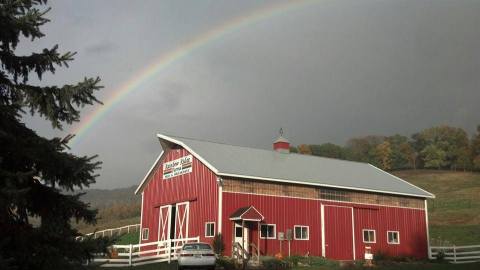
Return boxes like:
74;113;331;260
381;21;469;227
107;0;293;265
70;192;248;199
0;1;111;269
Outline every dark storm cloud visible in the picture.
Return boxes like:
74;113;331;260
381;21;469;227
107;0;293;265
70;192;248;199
85;41;117;55
22;0;480;188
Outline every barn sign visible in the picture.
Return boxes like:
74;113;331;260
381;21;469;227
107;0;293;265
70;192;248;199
163;155;193;179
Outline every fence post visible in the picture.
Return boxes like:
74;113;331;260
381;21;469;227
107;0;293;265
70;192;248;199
128;226;130;234
129;244;133;266
168;239;171;264
453;245;456;263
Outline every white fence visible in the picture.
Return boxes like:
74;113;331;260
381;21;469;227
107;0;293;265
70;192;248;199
430;245;480;264
77;224;141;241
90;236;200;267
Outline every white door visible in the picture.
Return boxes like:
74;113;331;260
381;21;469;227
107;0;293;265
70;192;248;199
234;223;249;257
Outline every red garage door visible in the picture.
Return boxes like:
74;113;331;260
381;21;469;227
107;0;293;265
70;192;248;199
323;205;355;260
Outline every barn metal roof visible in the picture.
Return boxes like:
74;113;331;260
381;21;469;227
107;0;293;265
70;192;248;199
135;134;434;198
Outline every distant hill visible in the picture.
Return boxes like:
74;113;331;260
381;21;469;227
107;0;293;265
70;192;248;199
80;185;140;208
75;185;141;233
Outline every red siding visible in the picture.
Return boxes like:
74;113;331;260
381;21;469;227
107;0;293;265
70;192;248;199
140;147;218;246
222;192;427;259
222;192;322;256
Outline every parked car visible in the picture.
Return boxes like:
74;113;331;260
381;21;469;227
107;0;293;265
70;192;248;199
178;242;216;270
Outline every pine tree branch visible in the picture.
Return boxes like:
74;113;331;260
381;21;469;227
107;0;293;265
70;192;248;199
14;77;103;128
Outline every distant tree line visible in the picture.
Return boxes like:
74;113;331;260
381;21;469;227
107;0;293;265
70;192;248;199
290;125;480;171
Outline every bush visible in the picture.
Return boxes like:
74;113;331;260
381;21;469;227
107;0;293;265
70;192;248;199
306;256;338;268
212;234;225;255
435;249;446;262
373;250;388;262
285;255;302;266
262;258;290;270
216;257;235;270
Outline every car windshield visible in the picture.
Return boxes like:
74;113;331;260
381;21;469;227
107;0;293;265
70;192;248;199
182;243;212;250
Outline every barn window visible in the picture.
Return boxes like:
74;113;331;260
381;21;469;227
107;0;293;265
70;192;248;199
205;222;215;238
294;225;309;240
260;224;276;239
362;229;376;243
141;228;149;240
319;189;352;202
387;231;400;244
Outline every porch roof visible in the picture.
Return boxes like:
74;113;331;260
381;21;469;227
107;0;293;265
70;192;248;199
229;206;264;222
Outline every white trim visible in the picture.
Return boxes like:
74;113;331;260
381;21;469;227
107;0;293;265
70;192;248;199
321;204;325;257
141;228;149;241
218;180;223;234
362;229;376;243
351;208;356;260
205;222;215;238
240;205;264;220
293;225;309;240
223;190;425;211
229;205;265;221
425;200;431;258
387;231;400;245
368;164;435;198
135;152;164;194
139;192;144;243
219;172;434;199
259;224;276;239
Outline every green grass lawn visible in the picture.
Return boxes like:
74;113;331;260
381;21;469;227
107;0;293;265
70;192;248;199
393;170;480;246
115;231;140;245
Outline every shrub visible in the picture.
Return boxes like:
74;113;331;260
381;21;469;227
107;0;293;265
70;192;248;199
212;234;225;255
262;258;290;270
285;255;302;266
305;256;338;268
435;249;446;262
216;257;235;270
373;250;388;262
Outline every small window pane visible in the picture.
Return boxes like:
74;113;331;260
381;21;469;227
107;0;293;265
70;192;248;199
363;230;375;243
294;226;309;240
142;228;149;240
205;222;215;237
388;231;399;244
235;226;243;237
260;224;275;239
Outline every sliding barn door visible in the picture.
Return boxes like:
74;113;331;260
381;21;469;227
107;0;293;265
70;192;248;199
174;202;190;242
158;205;172;244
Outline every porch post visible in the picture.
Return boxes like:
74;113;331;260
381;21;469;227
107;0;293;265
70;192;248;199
242;219;245;254
257;221;260;263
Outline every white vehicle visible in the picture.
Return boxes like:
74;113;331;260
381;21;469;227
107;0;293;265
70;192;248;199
177;242;216;270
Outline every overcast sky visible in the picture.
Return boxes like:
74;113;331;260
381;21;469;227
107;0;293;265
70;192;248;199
22;0;480;189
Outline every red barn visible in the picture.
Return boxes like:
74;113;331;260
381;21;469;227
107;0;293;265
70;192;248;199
135;133;434;261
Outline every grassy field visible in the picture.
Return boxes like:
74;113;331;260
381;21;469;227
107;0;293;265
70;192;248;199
394;170;480;245
115;231;140;245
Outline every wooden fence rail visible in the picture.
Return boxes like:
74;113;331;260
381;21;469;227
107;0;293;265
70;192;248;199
430;245;480;264
76;224;141;241
89;236;200;267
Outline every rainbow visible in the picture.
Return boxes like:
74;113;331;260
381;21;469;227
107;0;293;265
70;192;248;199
69;0;317;146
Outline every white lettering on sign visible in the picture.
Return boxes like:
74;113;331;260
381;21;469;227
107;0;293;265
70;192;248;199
163;155;193;179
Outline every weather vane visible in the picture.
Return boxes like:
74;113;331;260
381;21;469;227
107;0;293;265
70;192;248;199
279;127;284;136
